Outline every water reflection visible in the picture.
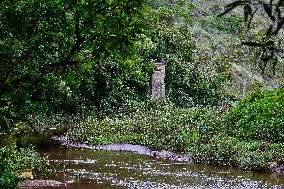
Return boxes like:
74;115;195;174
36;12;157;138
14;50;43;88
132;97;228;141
21;145;284;189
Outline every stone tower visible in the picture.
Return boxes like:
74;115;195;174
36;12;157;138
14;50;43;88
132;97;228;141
148;61;165;99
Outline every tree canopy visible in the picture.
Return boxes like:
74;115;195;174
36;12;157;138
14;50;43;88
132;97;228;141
0;0;148;131
220;0;284;74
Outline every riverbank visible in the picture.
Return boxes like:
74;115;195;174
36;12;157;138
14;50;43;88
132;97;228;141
66;103;284;173
0;139;49;189
2;88;283;188
52;135;192;163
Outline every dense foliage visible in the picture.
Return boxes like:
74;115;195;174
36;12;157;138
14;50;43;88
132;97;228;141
67;97;284;171
146;0;223;106
0;0;149;131
226;87;284;142
220;0;284;74
1;1;284;186
0;142;48;188
0;0;229;133
67;102;223;152
194;87;284;171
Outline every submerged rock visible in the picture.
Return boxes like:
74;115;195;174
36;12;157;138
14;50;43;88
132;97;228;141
150;150;192;163
52;136;192;163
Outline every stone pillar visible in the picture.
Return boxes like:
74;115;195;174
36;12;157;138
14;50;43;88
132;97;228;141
148;61;165;99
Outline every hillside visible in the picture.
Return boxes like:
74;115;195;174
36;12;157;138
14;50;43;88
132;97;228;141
189;0;284;98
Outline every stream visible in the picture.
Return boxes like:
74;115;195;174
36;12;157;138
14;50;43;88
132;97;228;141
19;138;284;189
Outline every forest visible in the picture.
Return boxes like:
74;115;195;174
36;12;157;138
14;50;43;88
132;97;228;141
0;0;284;188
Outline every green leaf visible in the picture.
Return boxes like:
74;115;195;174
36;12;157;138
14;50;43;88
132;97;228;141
244;4;252;22
242;41;263;47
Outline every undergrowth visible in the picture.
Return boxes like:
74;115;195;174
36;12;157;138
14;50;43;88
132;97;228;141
67;88;284;172
226;87;284;142
0;138;49;189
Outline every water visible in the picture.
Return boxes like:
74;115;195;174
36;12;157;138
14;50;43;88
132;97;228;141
21;141;284;189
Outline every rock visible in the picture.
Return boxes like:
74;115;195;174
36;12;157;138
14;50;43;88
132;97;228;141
20;180;65;187
16;169;33;179
173;154;192;163
52;136;192;163
150;150;192;163
95;143;151;155
269;162;284;176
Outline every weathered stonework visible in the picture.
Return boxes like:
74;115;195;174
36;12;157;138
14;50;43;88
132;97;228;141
148;61;165;99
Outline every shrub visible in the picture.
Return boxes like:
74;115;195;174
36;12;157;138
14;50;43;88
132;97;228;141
0;143;49;188
67;103;223;152
226;87;284;142
67;100;284;172
191;134;284;171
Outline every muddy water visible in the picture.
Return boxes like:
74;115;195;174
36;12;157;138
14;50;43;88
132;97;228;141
22;140;284;189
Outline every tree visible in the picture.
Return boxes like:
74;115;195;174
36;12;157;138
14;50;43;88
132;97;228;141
219;0;284;74
141;0;222;107
0;0;147;131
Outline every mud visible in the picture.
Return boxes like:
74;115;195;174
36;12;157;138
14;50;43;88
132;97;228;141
51;135;192;163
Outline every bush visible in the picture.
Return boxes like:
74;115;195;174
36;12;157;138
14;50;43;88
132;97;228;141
67;100;284;172
0;143;49;188
226;87;284;142
67;103;223;152
191;134;284;171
